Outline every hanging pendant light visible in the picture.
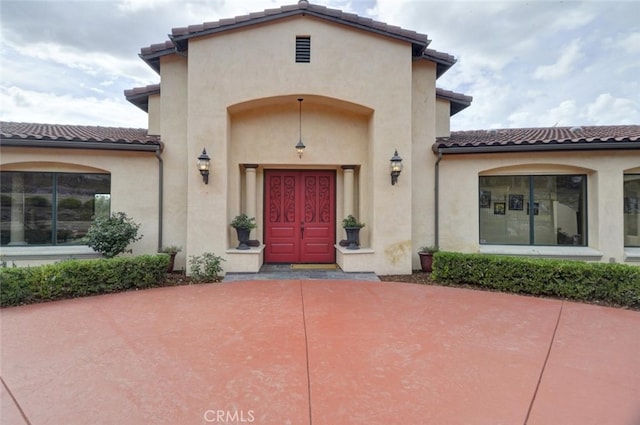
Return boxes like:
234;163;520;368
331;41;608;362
296;98;306;158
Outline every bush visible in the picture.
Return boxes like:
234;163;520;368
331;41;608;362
86;211;142;258
432;251;640;308
0;255;169;307
189;252;225;282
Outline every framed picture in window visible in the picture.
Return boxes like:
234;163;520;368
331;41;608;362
479;190;491;208
508;194;524;211
624;196;638;214
526;202;539;215
494;202;506;215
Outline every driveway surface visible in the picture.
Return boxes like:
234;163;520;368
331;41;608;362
1;280;639;425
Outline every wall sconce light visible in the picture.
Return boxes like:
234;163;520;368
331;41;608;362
296;98;306;158
390;149;403;185
197;148;211;184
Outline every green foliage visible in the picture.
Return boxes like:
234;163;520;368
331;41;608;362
189;252;225;282
419;245;439;253
432;251;640;308
160;245;182;254
342;215;365;228
86;211;142;258
230;214;257;230
0;255;169;307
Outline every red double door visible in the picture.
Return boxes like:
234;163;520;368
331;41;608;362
264;170;336;263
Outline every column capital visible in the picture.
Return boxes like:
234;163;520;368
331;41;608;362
243;164;259;169
341;165;357;170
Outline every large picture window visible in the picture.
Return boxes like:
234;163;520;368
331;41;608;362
624;174;640;247
479;175;586;246
1;172;110;246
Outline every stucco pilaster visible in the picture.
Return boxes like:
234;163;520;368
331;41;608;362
341;165;356;217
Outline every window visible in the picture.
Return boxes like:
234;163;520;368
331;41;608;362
479;175;586;246
1;172;110;246
624;174;640;247
296;36;311;63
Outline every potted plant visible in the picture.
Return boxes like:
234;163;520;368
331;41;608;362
160;245;182;273
230;214;257;250
418;245;438;272
342;215;365;250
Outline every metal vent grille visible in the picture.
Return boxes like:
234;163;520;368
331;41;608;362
296;36;310;63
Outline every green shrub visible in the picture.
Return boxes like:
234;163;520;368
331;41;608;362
189;252;225;282
432;251;640;308
86;211;142;258
0;255;169;307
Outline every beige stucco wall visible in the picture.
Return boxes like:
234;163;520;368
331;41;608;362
411;61;438;269
0;147;160;264
438;150;640;263
147;94;161;136
435;99;451;138
157;55;189;271
179;15;420;274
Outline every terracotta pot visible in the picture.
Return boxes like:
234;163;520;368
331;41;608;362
167;252;177;273
418;251;434;272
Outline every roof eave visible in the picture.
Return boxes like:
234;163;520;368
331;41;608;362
434;141;640;155
435;90;472;116
419;52;456;78
0;139;162;152
125;89;160;113
449;102;471;116
169;8;430;55
139;49;175;74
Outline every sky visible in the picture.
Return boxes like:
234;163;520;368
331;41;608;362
1;0;638;131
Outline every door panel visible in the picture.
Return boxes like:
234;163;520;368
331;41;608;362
265;170;335;263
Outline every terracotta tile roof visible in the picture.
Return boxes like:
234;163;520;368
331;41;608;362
435;88;472;116
140;1;437;73
0;122;161;150
124;84;161;112
435;125;640;153
139;41;176;73
140;40;176;56
421;49;456;78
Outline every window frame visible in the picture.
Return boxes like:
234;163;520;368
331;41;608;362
1;171;111;247
624;173;640;248
478;174;588;247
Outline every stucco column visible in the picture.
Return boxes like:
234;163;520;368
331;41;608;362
244;164;258;238
342;165;356;218
9;173;26;245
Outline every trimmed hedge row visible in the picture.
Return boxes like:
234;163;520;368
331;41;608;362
0;254;169;307
432;251;640;308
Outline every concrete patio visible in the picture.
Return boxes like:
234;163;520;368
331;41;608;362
1;280;639;424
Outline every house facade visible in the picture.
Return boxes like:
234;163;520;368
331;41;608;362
1;1;639;274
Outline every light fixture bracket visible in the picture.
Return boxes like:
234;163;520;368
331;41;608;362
197;148;211;184
296;98;306;158
390;149;403;185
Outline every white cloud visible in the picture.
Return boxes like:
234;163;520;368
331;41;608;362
533;39;584;81
0;0;638;131
12;41;156;87
619;32;640;54
0;86;148;128
586;93;639;125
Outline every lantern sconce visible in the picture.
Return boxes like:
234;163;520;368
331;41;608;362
390;149;403;185
197;148;211;184
296;98;306;158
